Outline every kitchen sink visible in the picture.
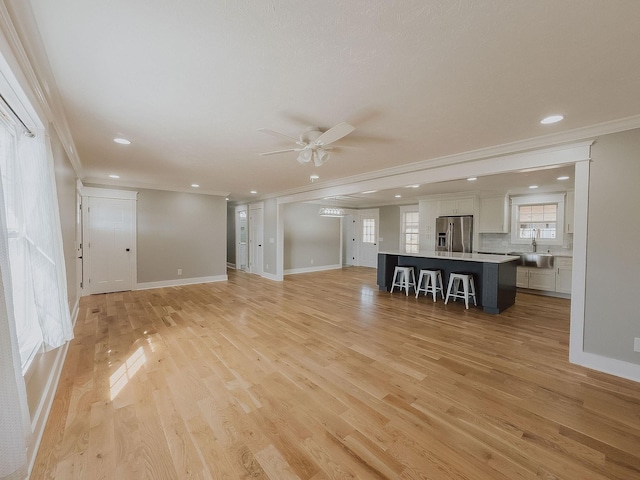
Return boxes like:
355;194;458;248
508;252;555;268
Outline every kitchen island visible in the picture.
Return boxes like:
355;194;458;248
377;251;520;314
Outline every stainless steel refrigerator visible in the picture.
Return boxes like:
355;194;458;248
435;216;473;252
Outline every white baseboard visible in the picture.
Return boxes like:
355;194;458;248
27;301;79;476
135;274;228;290
570;350;640;383
70;297;80;327
284;264;342;275
261;271;282;281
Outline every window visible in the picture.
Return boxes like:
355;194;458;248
0;117;72;373
510;194;565;246
362;218;375;244
400;207;419;253
517;204;557;240
0;122;42;369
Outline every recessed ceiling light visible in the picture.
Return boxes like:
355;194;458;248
540;115;564;125
250;190;257;194
557;176;570;180
529;185;539;189
225;197;229;201
467;177;477;181
310;174;320;181
113;137;131;145
361;190;377;194
405;184;420;188
108;174;120;179
395;194;402;198
191;184;199;188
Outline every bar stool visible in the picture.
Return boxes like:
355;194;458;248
391;266;416;296
415;269;444;301
444;272;477;309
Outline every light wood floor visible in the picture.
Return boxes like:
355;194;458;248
31;267;640;479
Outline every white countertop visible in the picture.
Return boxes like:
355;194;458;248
379;250;520;264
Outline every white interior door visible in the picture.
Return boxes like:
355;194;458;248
343;214;356;266
76;191;83;295
357;209;379;268
249;204;264;276
235;205;248;271
85;195;136;294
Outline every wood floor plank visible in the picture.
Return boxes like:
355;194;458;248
31;267;640;479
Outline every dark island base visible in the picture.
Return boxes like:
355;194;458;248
377;254;518;314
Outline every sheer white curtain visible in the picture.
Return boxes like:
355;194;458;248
0;124;73;479
16;127;73;348
0;131;30;480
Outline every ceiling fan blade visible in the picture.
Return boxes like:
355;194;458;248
258;128;300;144
259;148;298;156
314;122;355;146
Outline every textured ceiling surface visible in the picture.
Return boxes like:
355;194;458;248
25;0;640;202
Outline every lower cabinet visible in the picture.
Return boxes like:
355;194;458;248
517;257;573;295
517;267;556;291
555;257;573;294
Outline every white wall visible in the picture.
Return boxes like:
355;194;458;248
283;203;341;273
378;205;401;252
263;198;278;276
583;128;640;364
135;188;227;283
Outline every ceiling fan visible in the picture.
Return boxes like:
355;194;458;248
259;122;355;167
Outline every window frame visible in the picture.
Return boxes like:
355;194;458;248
399;205;420;253
361;217;376;244
510;193;565;246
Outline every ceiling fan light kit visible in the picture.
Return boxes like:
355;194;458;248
260;122;355;167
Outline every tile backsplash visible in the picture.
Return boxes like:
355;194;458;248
479;233;573;256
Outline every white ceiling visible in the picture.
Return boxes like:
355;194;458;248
22;1;640;204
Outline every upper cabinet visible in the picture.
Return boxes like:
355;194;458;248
478;195;509;233
437;197;474;216
565;190;575;234
419;199;438;251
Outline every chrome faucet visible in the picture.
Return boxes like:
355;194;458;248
531;228;538;252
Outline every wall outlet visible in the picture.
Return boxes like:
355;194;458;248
310;259;314;265
177;268;182;276
634;337;640;352
266;264;269;270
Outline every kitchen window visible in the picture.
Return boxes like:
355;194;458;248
400;207;419;253
510;194;565;246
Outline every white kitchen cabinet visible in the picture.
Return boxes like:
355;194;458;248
555;257;573;294
517;266;556;291
516;267;530;288
438;197;474;216
419;199;438;251
478;196;508;233
565;191;575;233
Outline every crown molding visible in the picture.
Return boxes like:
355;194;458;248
260;115;640;204
82;177;230;197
